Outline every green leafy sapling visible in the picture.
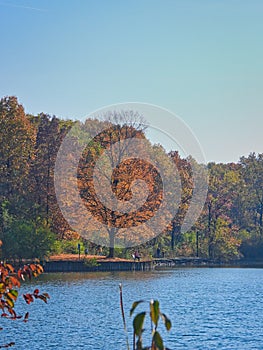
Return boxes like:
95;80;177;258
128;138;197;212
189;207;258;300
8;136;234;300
119;284;172;350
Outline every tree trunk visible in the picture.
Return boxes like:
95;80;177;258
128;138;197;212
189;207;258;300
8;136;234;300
108;228;116;258
196;231;199;257
171;222;181;250
259;203;263;235
171;230;175;251
208;202;213;259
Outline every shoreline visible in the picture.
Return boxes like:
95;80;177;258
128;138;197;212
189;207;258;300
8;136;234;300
42;255;263;273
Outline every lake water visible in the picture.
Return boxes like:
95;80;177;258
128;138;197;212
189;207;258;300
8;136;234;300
1;268;263;350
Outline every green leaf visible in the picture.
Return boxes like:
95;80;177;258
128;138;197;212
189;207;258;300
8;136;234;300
130;300;144;317
8;290;18;300
152;330;164;350
161;312;172;331
150;300;159;327
133;312;146;336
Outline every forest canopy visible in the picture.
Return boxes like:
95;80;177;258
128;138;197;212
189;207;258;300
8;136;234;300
0;96;263;261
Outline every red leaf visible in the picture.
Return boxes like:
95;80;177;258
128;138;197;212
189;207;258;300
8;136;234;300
23;294;34;304
5;264;15;273
36;265;44;274
17;269;24;280
8;308;16;317
29;264;37;272
23;312;29;322
42;293;50;299
10;276;21;288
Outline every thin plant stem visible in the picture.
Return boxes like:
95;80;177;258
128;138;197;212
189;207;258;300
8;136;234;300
119;283;130;350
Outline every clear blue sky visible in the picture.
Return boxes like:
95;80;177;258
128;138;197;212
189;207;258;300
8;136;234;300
0;0;262;163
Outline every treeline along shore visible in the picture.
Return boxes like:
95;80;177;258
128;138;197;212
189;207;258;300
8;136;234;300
1;96;263;263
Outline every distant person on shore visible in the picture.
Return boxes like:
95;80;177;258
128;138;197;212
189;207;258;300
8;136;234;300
134;250;140;261
97;245;103;256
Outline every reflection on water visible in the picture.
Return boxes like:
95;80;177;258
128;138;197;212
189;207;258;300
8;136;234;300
38;270;173;284
2;268;263;350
